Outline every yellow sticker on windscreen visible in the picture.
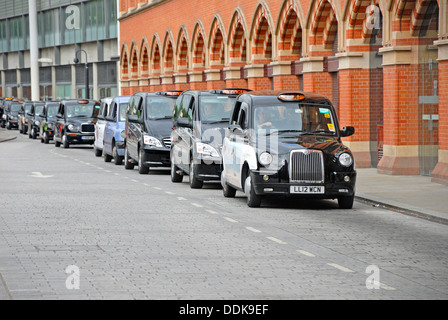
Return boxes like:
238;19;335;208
328;123;335;131
324;113;330;118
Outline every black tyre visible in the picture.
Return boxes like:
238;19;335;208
62;134;69;149
113;146;123;165
138;148;149;174
44;133;50;144
103;148;113;162
94;146;102;157
245;175;261;208
189;159;203;189
223;181;237;198
338;195;354;209
124;146;135;170
170;157;183;183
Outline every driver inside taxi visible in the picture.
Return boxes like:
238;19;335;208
256;108;272;129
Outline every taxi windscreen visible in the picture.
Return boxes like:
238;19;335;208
146;97;176;120
66;102;99;118
254;104;336;135
46;104;59;117
10;103;22;113
199;96;235;123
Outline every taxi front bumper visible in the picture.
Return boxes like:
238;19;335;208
250;170;357;198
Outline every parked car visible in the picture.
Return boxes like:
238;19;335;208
170;88;250;188
18;101;34;134
54;99;100;148
94;97;113;157
0;98;5;126
124;90;182;174
102;96;131;165
39;101;60;144
27;101;45;139
3;99;23;130
220;90;357;208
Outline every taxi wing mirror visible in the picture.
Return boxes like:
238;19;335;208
56;114;63;119
176;117;192;128
128;115;143;124
341;126;355;137
229;124;243;135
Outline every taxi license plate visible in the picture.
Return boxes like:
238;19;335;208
290;186;325;194
81;136;94;140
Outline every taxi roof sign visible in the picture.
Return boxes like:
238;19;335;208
156;91;183;96
278;93;305;101
209;88;251;95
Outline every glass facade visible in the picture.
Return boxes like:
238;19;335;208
0;0;118;52
1;0;118;100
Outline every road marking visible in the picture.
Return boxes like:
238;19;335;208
246;227;261;233
165;191;175;195
114;173;120;176
105;170;111;173
191;203;203;208
177;197;187;201
143;183;150;187
297;250;316;257
131;179;139;183
30;172;53;179
371;281;396;291
206;210;218;214
224;217;238;223
153;187;162;190
327;263;354;273
266;237;287;244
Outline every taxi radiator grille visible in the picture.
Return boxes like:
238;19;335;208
289;150;324;183
81;124;95;133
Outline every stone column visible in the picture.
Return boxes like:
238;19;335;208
432;39;448;184
377;45;420;175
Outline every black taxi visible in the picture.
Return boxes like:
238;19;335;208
124;91;182;174
54;99;100;148
221;90;356;208
170;88;250;188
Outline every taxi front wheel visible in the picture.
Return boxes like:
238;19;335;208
338;195;354;209
245;176;261;208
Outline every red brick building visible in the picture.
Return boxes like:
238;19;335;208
118;0;447;184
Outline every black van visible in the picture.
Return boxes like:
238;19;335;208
124;91;182;174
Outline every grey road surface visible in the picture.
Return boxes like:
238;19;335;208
1;129;447;300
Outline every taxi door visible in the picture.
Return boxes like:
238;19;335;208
174;94;194;172
225;102;249;188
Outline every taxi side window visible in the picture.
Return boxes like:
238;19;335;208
237;105;248;130
176;94;193;120
231;101;241;125
136;97;143;119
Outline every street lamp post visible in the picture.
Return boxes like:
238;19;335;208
74;50;89;99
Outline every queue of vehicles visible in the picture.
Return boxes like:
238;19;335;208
0;89;357;209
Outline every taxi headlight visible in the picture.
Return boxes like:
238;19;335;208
144;135;163;147
67;124;79;132
259;152;273;166
35;120;40;126
47;123;53;129
196;143;219;157
338;153;353;167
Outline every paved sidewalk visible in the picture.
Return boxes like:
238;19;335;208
356;168;448;224
0;129;17;143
